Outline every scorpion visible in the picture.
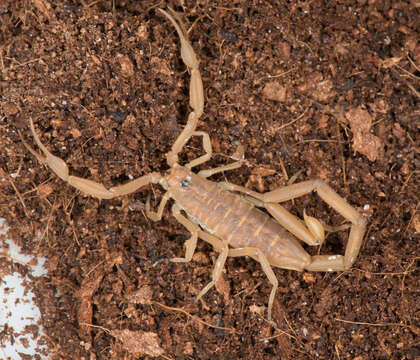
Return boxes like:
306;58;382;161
22;8;367;324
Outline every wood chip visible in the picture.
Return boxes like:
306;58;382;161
127;285;153;305
262;82;287;102
111;329;164;357
345;107;383;161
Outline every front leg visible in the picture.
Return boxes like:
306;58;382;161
185;131;212;169
21;119;162;199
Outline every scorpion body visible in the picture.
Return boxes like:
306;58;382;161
22;8;367;324
165;165;311;271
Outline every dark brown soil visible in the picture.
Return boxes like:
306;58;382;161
1;1;419;359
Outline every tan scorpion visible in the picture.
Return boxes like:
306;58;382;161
22;8;367;324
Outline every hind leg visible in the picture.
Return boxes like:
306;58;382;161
227;247;278;324
170;203;199;263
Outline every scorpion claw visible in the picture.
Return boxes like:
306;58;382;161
303;209;325;245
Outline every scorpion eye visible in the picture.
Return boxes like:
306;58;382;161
181;179;190;188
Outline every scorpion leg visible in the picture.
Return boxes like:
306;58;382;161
146;191;171;221
185;131;212;169
198;161;243;178
170;203;199;263
197;230;225;252
216;182;264;200
168;210;231;304
159;8;204;167
198;144;245;178
197;231;278;326
195;243;229;303
22;118;162;199
170;204;229;281
263;179;367;270
185;132;245;175
228;247;278;324
188;229;280;325
166;210;232;306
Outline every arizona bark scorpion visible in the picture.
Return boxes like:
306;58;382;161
22;8;367;324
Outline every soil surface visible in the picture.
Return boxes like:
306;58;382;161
1;1;419;359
